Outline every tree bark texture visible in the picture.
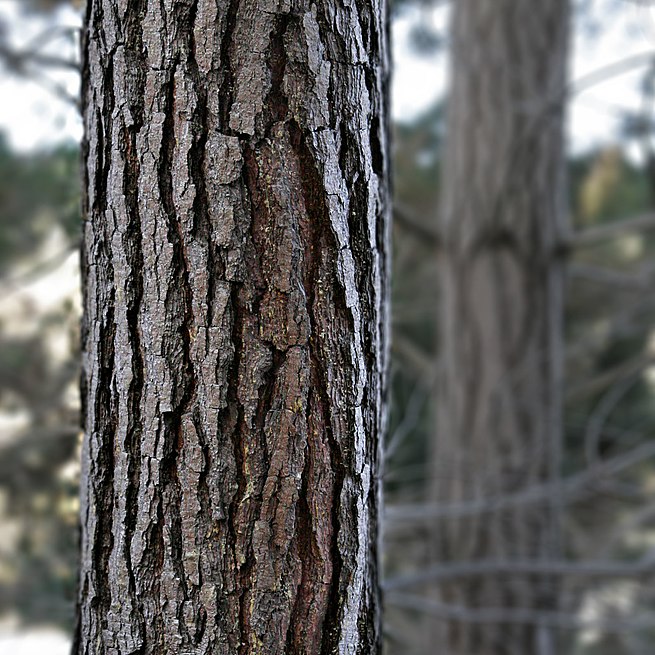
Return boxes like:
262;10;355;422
431;2;570;654
73;1;389;653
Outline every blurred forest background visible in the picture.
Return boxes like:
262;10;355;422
2;0;655;653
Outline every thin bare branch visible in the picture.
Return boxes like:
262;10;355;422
386;592;655;632
584;371;644;467
568;262;655;290
385;365;439;462
393;203;440;246
566;353;655;402
570;212;655;248
385;439;655;523
0;43;79;72
391;336;435;380
383;559;655;591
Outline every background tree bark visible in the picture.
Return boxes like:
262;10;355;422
430;1;570;654
73;1;389;653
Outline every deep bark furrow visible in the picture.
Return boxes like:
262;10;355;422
121;118;146;641
118;5;148;621
93;297;117;644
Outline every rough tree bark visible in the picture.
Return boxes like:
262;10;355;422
430;2;570;654
72;1;389;653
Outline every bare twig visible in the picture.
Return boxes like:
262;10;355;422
386;592;655;632
568;262;655;290
393;203;440;246
0;43;79;72
385;439;655;523
21;25;80;55
0;24;80;108
391;336;435;380
383;559;655;592
566;353;655;402
584;371;644;468
570;212;655;249
385;365;439;462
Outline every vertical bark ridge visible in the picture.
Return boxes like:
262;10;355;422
76;0;388;654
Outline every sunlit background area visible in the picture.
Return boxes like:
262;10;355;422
2;0;655;653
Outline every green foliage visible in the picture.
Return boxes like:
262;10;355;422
0;135;81;630
393;101;443;212
384;103;444;498
0;133;80;277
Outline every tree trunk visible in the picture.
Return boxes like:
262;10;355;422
431;2;570;654
73;1;389;653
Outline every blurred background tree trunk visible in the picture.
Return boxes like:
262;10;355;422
73;0;389;653
429;1;571;653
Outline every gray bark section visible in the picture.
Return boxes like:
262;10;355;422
431;1;569;654
73;1;389;653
